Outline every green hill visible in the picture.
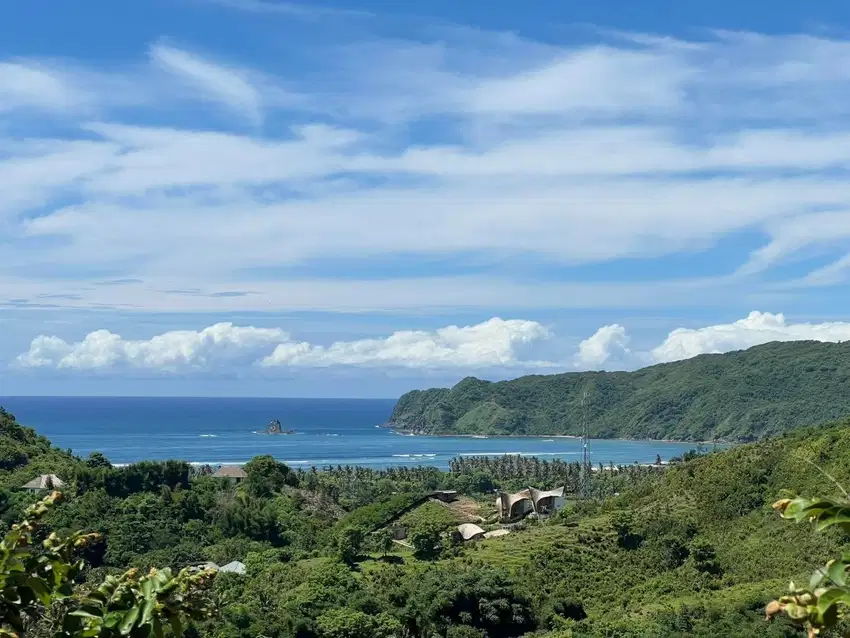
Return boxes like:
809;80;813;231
0;407;81;490
387;340;850;441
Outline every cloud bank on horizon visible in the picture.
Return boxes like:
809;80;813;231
16;312;850;374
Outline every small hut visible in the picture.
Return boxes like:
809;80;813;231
431;490;458;503
212;466;247;484
220;561;246;575
21;474;65;491
457;523;486;541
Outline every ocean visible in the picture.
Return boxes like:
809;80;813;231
0;397;707;470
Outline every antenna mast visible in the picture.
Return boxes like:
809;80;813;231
579;389;590;499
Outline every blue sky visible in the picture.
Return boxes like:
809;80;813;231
2;0;850;397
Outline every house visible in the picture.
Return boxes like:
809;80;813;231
483;529;510;540
390;526;408;541
212;465;247;483
431;490;458;503
495;486;566;522
21;475;65;491
219;561;246;575
457;523;486;541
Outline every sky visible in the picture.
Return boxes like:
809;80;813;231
2;0;850;398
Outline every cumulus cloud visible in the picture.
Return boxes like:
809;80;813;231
16;318;553;371
574;324;630;368
17;323;289;370
650;311;850;363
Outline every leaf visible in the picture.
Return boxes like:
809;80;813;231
103;611;123;629
816;587;850;614
69;610;102;620
141;597;157;625
119;606;140;635
827;561;848;587
169;614;183;636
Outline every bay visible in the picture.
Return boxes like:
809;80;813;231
0;396;710;469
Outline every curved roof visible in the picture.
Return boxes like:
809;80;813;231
483;529;510;539
457;523;486;540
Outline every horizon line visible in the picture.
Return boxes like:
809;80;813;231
0;394;400;401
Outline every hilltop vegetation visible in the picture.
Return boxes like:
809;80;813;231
3;404;850;636
388;340;850;441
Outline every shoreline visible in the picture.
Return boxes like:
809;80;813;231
385;427;725;446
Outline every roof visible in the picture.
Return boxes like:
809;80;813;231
530;486;565;500
483;529;511;539
457;523;486;541
220;561;246;574
212;465;247;479
22;474;65;490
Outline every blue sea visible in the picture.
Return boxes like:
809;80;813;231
0;397;708;470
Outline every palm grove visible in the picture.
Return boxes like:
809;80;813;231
4;389;850;637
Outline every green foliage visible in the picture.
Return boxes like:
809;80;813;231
243;456;297;498
388;341;850;440
767;493;850;636
315;608;401;638
11;407;850;636
409;523;442;560
335;527;364;565
0;492;216;638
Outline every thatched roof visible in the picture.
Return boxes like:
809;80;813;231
22;474;64;490
212;465;247;479
457;523;486;541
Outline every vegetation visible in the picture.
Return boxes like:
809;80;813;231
387;340;850;441
0;492;215;638
5;403;850;636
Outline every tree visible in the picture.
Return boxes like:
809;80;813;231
86;452;112;469
0;492;217;638
335;527;364;565
244;455;296;498
410;523;442;560
315;608;401;638
376;529;394;557
767;494;850;637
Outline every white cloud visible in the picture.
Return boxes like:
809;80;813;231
0;62;88;114
575;324;630;368
17;323;289;370
16;318;553;371
202;0;368;18
149;44;263;123
650;311;850;363
3;29;850;311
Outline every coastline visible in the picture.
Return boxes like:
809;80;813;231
385;427;725;446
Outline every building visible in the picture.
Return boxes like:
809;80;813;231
220;561;246;575
457;523;486;541
495;486;566;522
431;490;458;503
212;465;248;483
21;475;65;491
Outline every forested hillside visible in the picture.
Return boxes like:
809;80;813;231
3;405;850;637
388;340;850;440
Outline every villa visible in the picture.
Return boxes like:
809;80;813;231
495;486;566;522
21;474;65;491
212;466;248;484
